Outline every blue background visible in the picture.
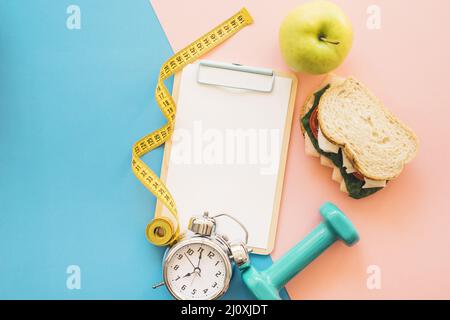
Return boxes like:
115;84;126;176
0;0;288;299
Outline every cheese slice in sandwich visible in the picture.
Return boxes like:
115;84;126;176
318;128;339;154
301;76;418;199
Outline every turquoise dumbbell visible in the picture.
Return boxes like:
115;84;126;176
240;202;359;300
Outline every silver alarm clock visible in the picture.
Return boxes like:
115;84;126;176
153;212;250;300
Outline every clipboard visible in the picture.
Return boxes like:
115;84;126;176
156;60;297;254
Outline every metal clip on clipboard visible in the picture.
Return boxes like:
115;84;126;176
197;60;275;93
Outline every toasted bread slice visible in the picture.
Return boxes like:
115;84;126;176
300;74;345;134
320;155;334;168
318;78;419;181
332;167;343;183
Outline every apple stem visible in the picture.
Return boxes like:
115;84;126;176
319;36;340;45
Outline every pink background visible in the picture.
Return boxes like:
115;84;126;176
150;0;450;299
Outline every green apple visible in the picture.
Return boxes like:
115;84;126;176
279;0;353;74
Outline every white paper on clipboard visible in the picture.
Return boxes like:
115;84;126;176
156;60;297;254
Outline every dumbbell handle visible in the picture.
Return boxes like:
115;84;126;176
265;222;337;289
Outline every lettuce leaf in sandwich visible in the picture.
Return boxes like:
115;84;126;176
301;85;382;199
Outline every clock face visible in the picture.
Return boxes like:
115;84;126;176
164;238;231;300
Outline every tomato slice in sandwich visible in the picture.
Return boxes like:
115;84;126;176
309;108;319;140
352;171;365;181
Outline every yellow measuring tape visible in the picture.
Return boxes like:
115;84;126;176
132;8;253;246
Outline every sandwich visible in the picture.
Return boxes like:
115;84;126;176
301;75;418;199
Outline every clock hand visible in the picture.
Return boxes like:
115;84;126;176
189;272;198;286
182;272;193;278
184;252;196;269
196;245;203;268
194;246;204;277
194;269;201;278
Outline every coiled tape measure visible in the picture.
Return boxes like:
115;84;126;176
131;8;253;247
